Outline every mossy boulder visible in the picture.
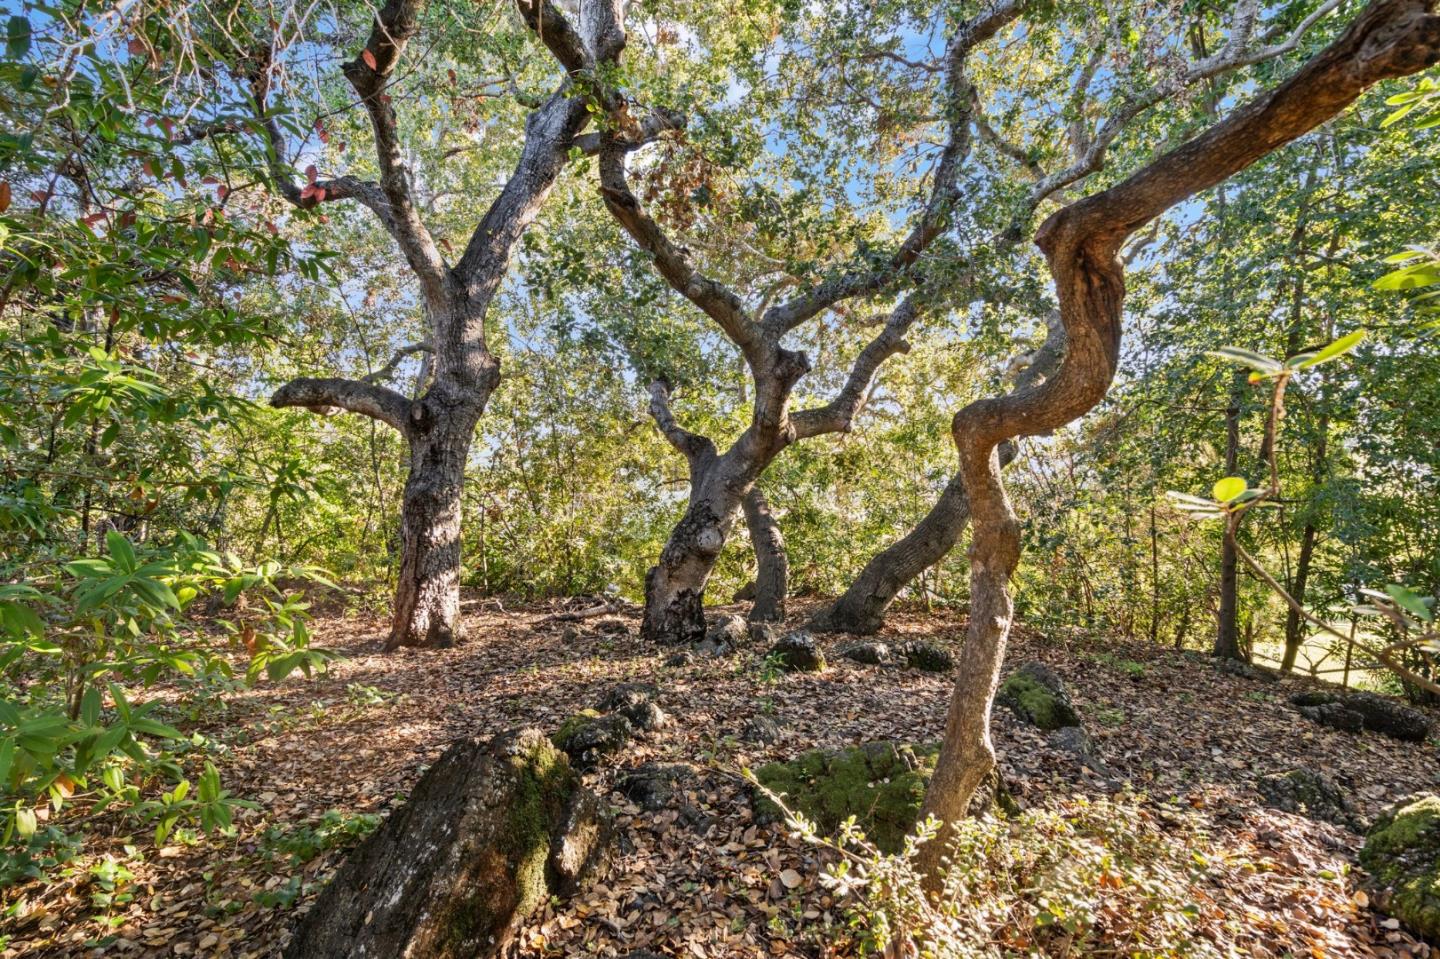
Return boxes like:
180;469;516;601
1257;768;1359;829
754;742;937;852
1360;794;1440;943
285;728;609;959
1291;690;1432;741
768;631;826;672
753;742;1014;852
552;710;633;770
997;661;1081;730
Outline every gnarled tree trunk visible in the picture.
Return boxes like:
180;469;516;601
388;403;485;649
743;485;788;622
917;0;1440;888
814;475;971;634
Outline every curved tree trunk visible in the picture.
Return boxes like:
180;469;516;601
815;317;1062;636
916;0;1440;889
743;485;788;622
642;477;739;644
815;476;971;634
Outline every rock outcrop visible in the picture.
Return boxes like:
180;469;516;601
285;728;608;959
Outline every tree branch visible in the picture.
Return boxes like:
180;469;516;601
361;340;432;384
762;0;1025;336
270;376;414;434
341;0;451;307
570;107;685;156
791;296;920;439
597;140;765;363
647;380;716;463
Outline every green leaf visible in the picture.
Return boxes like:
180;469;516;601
1207;347;1282;374
1289;330;1365;370
6;16;30;59
1385;584;1434;624
1212;477;1247;504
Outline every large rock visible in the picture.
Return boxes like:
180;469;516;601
1360;794;1440;943
753;742;1013;852
768;631;826;672
1257;768;1360;829
1291;691;1432;742
552;711;633;770
997;661;1082;730
706;614;749;649
285;728;608;959
596;683;667;731
839;641;894;666
898;640;954;673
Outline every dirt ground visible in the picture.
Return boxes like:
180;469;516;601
5;596;1438;958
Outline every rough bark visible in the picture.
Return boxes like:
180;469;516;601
815;315;1065;635
743;485;788;623
917;0;1440;889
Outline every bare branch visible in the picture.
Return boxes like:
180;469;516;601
271;376;414;434
362;340;432;385
1025;0;1351;211
341;0;450;307
791;297;920;439
648;380;716;463
763;0;1025;336
598;140;764;362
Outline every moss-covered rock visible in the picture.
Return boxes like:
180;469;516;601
552;710;633;770
285;728;609;959
1257;768;1359;829
997;662;1081;730
1360;794;1440;943
754;742;937;852
768;631;826;672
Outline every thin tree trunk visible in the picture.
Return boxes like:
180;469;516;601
1214;376;1244;660
743;485;788;622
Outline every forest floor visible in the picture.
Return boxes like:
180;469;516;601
5;596;1439;958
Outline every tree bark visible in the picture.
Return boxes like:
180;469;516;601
1282;411;1327;670
743;485;788;622
1214;376;1244;660
387;406;483;649
814;316;1064;635
916;0;1440;890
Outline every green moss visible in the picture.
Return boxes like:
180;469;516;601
998;673;1078;730
756;743;938;853
1361;795;1440;940
445;732;578;951
552;710;602;749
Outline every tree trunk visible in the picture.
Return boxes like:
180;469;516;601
641;477;740;644
1282;411;1328;671
387;405;482;650
815;316;1062;636
743;485;788;622
1213;378;1244;660
814;475;970;634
